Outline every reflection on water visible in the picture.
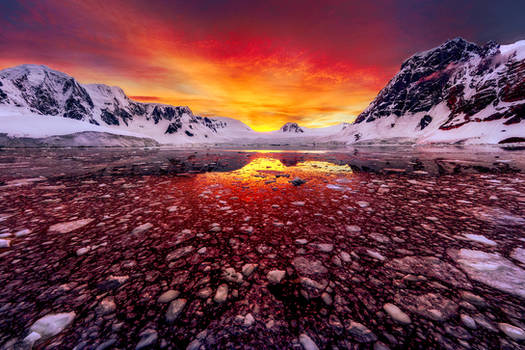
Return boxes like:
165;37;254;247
236;158;288;174
199;157;355;193
229;158;353;178
295;161;353;173
1;147;525;349
238;150;329;154
1;146;525;182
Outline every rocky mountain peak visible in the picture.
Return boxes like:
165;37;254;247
347;37;525;145
400;37;482;72
354;37;512;125
280;122;304;133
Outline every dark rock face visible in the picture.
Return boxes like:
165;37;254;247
116;108;133;126
101;110;120;126
503;103;525;125
499;61;525;102
152;106;175;124
419;115;432;130
63;96;90;120
28;84;60;116
355;38;525;131
195;116;226;133
165;121;182;134
0;88;7;103
280;122;304;133
8;69;95;118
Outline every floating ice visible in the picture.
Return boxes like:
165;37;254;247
463;234;497;246
29;312;76;339
511;247;525;265
48;218;94;234
449;249;525;298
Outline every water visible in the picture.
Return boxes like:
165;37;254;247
0;146;525;349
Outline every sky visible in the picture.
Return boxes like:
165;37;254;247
1;1;524;131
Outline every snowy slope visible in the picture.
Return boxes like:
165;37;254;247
336;38;525;145
218;122;351;145
272;122;350;136
2;39;524;148
0;105;148;138
0;65;259;144
0;65;352;146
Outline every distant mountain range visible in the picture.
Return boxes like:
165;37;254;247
0;37;524;146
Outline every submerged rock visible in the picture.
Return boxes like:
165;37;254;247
96;297;116;315
0;239;11;248
131;222;153;235
166;299;187;322
241;263;258;277
166;246;194;261
460;314;477;329
292;256;328;276
299;333;319;350
346;321;377;343
383;303;411;325
395;293;458;321
158;290;180;304
462;233;497;246
214;284;228;303
267;270;286;284
498;323;525;340
222;267;243;283
136;329;158;350
290;178;306;186
367;249;386;261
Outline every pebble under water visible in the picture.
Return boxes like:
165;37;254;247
0;146;525;350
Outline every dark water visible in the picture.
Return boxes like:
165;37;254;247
0;146;524;349
1;145;524;182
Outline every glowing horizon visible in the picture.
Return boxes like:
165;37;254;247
1;1;523;131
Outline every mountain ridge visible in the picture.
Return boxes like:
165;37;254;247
0;64;348;144
1;36;524;146
0;64;259;144
336;37;525;144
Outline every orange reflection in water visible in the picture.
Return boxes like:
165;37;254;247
192;155;355;210
203;156;353;185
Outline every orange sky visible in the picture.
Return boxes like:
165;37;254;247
1;0;523;131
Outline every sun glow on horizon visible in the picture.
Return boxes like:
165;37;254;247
6;1;520;131
0;1;392;131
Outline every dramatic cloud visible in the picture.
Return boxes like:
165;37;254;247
1;0;523;130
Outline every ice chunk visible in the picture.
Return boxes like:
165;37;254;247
449;249;525;298
463;234;497;246
29;312;76;339
48;219;94;234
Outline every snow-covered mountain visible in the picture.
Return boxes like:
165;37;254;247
272;122;349;137
279;122;304;133
0;65;352;146
337;38;525;144
2;37;525;148
0;64;257;144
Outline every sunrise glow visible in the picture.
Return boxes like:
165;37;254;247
1;1;523;130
